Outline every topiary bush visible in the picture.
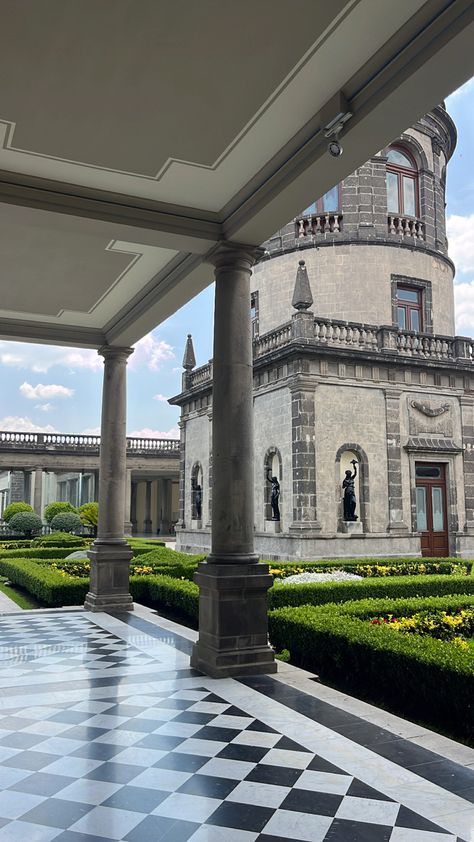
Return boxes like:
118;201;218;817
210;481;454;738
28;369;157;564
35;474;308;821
43;502;77;525
9;511;44;537
2;502;33;523
50;512;83;534
33;532;87;548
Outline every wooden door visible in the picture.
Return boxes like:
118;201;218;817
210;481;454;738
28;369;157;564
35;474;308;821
415;463;449;557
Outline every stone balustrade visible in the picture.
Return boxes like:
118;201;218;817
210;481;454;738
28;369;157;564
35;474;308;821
388;215;424;239
296;212;343;238
0;431;180;455
314;318;379;350
187;362;213;388
254;324;293;358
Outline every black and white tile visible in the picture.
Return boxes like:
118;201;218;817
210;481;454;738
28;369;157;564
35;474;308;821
0;610;469;842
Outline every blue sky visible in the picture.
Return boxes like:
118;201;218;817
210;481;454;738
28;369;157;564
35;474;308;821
1;77;474;438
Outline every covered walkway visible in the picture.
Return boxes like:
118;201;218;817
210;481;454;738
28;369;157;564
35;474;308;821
0;603;471;841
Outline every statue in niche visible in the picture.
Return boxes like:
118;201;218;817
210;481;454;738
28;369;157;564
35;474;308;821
267;468;280;521
342;460;358;521
194;484;202;520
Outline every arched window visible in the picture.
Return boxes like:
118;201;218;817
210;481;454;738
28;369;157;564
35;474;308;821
263;448;282;523
301;184;340;216
191;462;203;523
386;146;418;217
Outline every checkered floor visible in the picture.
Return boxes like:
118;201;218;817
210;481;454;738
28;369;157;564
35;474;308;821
0;612;467;842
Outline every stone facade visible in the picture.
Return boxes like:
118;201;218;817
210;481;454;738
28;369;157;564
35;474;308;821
173;106;474;560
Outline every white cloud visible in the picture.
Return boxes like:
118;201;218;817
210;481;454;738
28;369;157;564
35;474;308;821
454;281;474;336
130;334;174;371
81;426;101;436
447;214;474;274
0;416;59;433
35;403;54;413
62;350;103;371
153;394;169;402
20;382;74;400
128;426;179;439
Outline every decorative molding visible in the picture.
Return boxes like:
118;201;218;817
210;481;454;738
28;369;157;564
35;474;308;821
411;400;450;417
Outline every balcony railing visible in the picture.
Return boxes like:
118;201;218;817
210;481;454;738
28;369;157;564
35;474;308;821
388;215;424;239
296;212;343;238
0;432;180;455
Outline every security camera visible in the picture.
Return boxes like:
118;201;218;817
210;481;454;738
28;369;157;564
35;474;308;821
328;139;343;157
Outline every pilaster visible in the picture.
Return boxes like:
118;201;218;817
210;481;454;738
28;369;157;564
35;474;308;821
289;375;321;536
460;395;474;533
384;388;409;532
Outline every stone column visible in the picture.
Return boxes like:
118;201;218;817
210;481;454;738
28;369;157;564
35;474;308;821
9;471;26;503
190;242;276;678
177;420;186;528
130;481;137;534
144;481;152;533
206;409;213;527
85;346;134;612
289;375;321;535
124;469;133;537
159;478;172;535
384;388;409;532
33;467;43;517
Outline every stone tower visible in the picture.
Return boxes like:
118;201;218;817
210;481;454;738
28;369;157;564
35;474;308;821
172;106;474;560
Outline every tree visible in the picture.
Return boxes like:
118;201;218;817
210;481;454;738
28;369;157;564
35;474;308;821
50;512;83;534
78;502;99;537
9;511;43;537
2;502;34;523
43;502;77;524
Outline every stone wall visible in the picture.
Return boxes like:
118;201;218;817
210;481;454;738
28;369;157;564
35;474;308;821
183;413;211;526
252;244;454;336
253;386;292;532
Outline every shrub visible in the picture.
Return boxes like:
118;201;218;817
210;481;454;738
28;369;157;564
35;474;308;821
0;547;82;560
9;511;43;537
2;502;33;522
50;512;83;534
78;502;98;534
268;573;474;609
144;575;199;625
0;557;88;606
268;595;474;741
267;559;471;579
33;532;87;548
43;502;77;524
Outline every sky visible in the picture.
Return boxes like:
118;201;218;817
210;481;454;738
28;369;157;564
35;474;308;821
1;77;474;439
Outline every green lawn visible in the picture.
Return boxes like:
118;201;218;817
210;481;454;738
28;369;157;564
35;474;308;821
0;579;42;610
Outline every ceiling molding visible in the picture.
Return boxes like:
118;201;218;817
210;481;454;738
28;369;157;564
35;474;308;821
0;171;222;247
0;318;105;348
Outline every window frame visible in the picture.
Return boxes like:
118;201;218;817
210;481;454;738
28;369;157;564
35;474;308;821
301;184;341;216
386;145;419;218
396;285;423;332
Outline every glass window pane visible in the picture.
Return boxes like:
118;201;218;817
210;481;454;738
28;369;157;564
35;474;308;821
387;172;399;213
416;487;427;532
403;177;416;216
397;306;406;329
397;288;419;302
322;185;339;212
416;466;441;478
301;202;316;216
387;148;414;168
431;487;444;532
410;309;420;332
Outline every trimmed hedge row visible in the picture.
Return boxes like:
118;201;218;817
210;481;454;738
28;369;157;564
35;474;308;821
0;558;88;607
268;595;474;741
269;573;474;608
0;548;81;560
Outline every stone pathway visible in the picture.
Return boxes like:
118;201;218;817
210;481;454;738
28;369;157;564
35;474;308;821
0;587;21;613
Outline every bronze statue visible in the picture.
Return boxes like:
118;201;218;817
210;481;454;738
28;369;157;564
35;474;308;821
195;484;202;520
342;459;358;521
267;469;280;521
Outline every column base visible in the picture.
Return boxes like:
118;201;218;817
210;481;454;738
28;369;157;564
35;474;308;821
84;541;133;613
190;561;277;678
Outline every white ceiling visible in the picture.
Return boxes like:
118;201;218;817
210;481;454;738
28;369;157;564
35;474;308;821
0;0;473;347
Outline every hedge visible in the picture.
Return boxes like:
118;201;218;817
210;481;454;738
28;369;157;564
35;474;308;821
268;595;474;741
268;573;474;609
0;558;88;606
267;559;472;578
0;548;83;560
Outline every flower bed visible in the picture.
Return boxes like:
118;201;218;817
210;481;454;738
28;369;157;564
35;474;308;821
269;594;474;741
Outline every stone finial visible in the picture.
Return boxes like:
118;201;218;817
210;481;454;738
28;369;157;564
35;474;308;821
291;260;313;311
182;334;196;371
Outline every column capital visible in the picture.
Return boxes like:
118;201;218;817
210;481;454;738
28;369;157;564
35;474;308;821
208;241;264;273
98;345;134;363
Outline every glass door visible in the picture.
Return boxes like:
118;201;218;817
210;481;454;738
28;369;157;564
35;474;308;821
415;464;449;557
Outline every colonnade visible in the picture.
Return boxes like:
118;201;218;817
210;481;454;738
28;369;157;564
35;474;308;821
83;244;276;675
